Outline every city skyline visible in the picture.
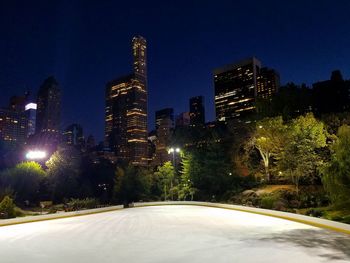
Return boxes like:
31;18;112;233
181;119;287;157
1;1;350;141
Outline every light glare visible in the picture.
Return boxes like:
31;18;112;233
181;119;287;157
26;150;47;160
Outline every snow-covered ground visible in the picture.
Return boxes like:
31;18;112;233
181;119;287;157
0;205;349;263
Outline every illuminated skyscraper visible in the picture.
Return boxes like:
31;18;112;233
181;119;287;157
256;67;280;99
189;96;205;127
105;36;148;165
214;57;261;122
154;108;174;165
24;102;37;137
35;76;61;145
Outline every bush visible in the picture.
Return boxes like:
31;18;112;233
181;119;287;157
66;198;99;211
305;208;324;218
260;194;278;209
0;196;16;219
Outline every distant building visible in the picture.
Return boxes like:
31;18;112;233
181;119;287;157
154;108;174;165
189;96;205;127
155;108;174;129
213;57;279;123
256;67;280;99
25;102;37;137
0;94;29;147
175;112;190;127
313;70;350;114
213;57;261;122
35;76;61;145
0;107;27;147
86;135;96;150
105;36;148;166
63;124;85;149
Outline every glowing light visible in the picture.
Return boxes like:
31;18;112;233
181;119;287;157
26;150;47;160
25;103;37;111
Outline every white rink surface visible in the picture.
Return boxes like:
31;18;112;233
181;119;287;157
1;205;350;263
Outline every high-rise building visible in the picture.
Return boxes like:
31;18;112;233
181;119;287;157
213;57;261;122
35;76;61;145
25;102;37;137
0;94;29;147
155;108;174;129
0;107;27;146
256;67;280;99
105;36;148;166
63;124;84;149
175;112;190;127
154;108;174;165
189;96;205;126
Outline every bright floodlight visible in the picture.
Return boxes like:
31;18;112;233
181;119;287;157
168;148;174;153
26;150;47;160
175;148;180;152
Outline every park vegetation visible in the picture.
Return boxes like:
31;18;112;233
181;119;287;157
1;86;350;222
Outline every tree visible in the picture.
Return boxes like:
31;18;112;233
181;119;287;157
321;125;350;207
249;117;287;181
0;161;46;205
277;113;327;193
46;146;81;203
154;162;176;200
178;153;197;200
113;165;151;205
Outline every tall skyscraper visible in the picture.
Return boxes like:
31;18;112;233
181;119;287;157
35;76;61;145
154;108;174;165
189;96;205;127
213;57;261;122
256;67;280;99
105;36;148;166
25;102;37;137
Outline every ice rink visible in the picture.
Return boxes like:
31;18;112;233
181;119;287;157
1;205;350;263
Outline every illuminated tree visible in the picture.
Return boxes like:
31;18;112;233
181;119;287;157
277;113;327;193
322;125;350;207
250;117;286;181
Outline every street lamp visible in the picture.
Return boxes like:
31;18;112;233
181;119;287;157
25;150;47;160
168;147;181;167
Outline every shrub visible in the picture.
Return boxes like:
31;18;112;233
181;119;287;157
0;196;16;219
260;194;278;209
66;198;99;211
305;208;324;218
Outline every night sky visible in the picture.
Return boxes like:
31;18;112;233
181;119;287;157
1;0;350;142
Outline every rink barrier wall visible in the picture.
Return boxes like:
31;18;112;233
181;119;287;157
0;205;123;227
1;201;349;235
132;201;350;235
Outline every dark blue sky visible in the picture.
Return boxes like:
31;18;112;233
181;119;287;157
1;0;350;142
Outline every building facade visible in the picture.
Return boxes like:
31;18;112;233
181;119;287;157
175;112;190;127
189;96;205;127
25;102;37;137
256;67;280;99
214;57;261;122
35;76;61;145
105;36;148;166
0;107;27;147
63;124;85;149
154;108;174;165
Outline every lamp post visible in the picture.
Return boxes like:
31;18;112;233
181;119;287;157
168;147;180;168
167;147;181;201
